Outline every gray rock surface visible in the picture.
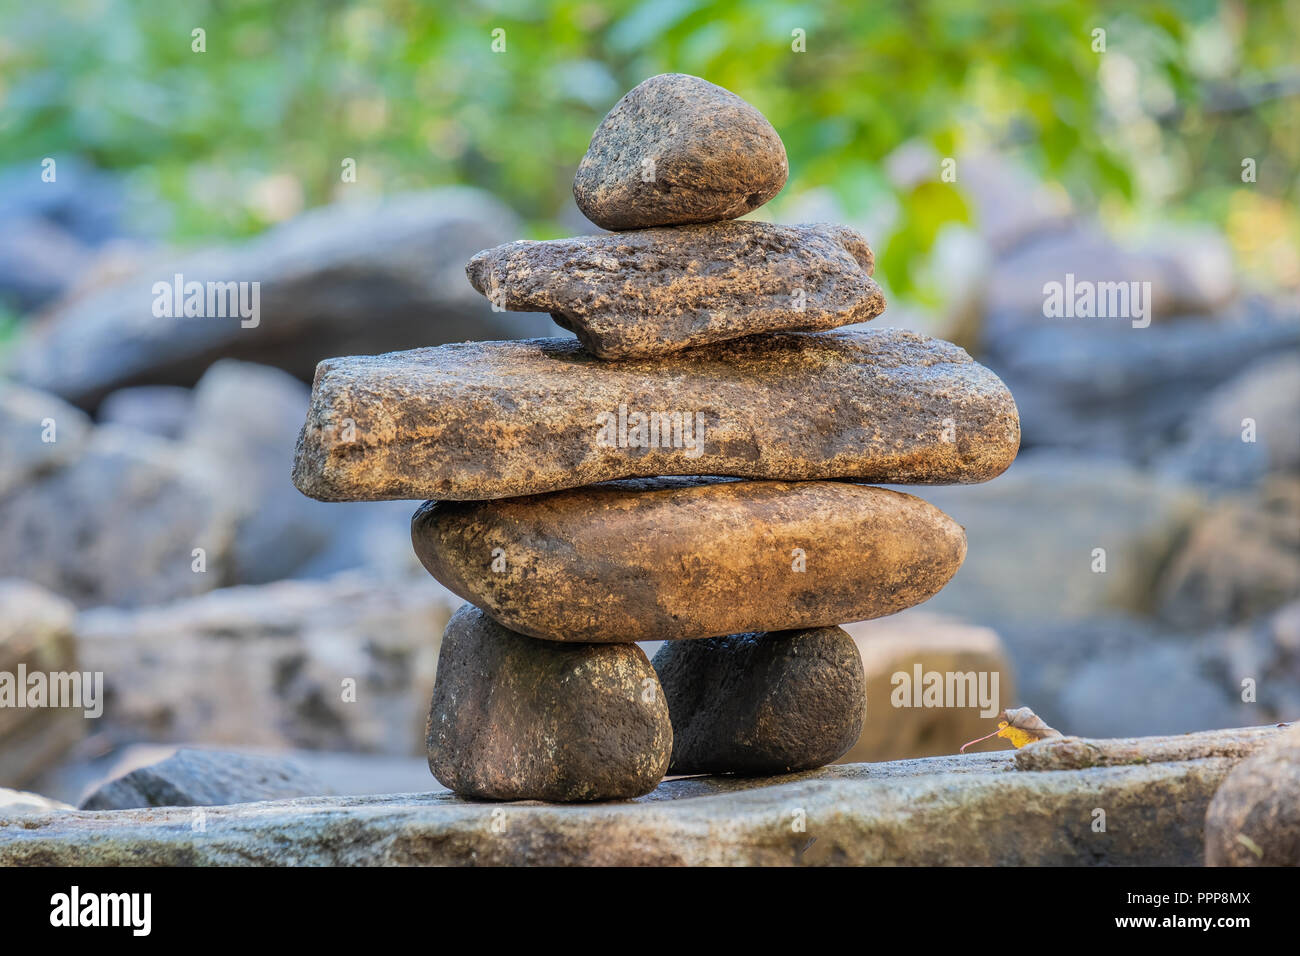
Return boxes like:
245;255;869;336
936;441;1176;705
573;73;787;230
0;381;92;499
1158;350;1300;487
0;426;236;607
1156;478;1300;628
982;307;1300;458
1205;724;1300;866
79;748;334;810
7;189;555;407
653;627;864;775
0;747;1252;865
427;605;671;801
294;329;1021;502
76;572;459;755
467;222;884;358
97;385;194;440
911;452;1205;623
182;359;333;583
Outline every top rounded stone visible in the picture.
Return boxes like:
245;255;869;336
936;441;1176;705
573;73;788;230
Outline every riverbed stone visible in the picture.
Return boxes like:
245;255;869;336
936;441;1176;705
0;749;1250;865
413;479;966;642
426;605;671;801
466;222;883;358
293;329;1020;502
1205;723;1300;866
573;73;787;230
652;626;865;775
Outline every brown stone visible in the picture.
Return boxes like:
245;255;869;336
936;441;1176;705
292;329;1021;502
412;479;966;642
652;626;865;775
1205;723;1300;865
426;604;671;801
572;73;787;230
465;222;884;358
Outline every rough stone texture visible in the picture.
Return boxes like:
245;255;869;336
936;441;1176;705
0;381;92;498
0;426;236;607
840;611;1015;762
79;749;334;810
428;605;671;801
414;479;965;642
912;452;1204;623
1205;724;1300;866
6;189;558;408
1016;724;1290;772
76;572;459;756
0;749;1249;865
0;579;82;787
466;222;883;358
1156;478;1300;628
652;627;864;775
294;329;1021;502
572;73;787;231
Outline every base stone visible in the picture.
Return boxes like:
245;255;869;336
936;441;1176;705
0;742;1262;866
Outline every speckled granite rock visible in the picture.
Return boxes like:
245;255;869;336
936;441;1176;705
652;627;865;775
466;222;884;358
1205;723;1300;866
573;73;787;230
413;479;965;642
426;605;671;802
292;329;1020;502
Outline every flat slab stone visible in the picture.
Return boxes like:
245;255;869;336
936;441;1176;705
413;480;966;641
572;73;788;230
0;750;1245;866
292;329;1020;502
466;222;884;358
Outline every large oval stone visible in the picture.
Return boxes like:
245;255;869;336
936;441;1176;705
465;222;885;359
573;73;787;230
652;626;866;775
293;329;1021;502
412;479;966;643
426;604;671;801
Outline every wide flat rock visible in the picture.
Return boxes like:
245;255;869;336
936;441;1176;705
293;329;1020;502
0;750;1243;866
466;222;884;358
413;480;965;641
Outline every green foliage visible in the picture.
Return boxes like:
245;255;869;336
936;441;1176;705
1;0;1295;300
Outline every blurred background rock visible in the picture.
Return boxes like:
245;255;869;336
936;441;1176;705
0;0;1296;803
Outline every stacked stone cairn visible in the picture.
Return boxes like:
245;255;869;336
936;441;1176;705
292;74;1021;801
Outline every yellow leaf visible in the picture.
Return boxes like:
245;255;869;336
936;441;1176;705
961;707;1063;752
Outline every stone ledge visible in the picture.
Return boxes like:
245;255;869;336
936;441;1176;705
0;748;1249;866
